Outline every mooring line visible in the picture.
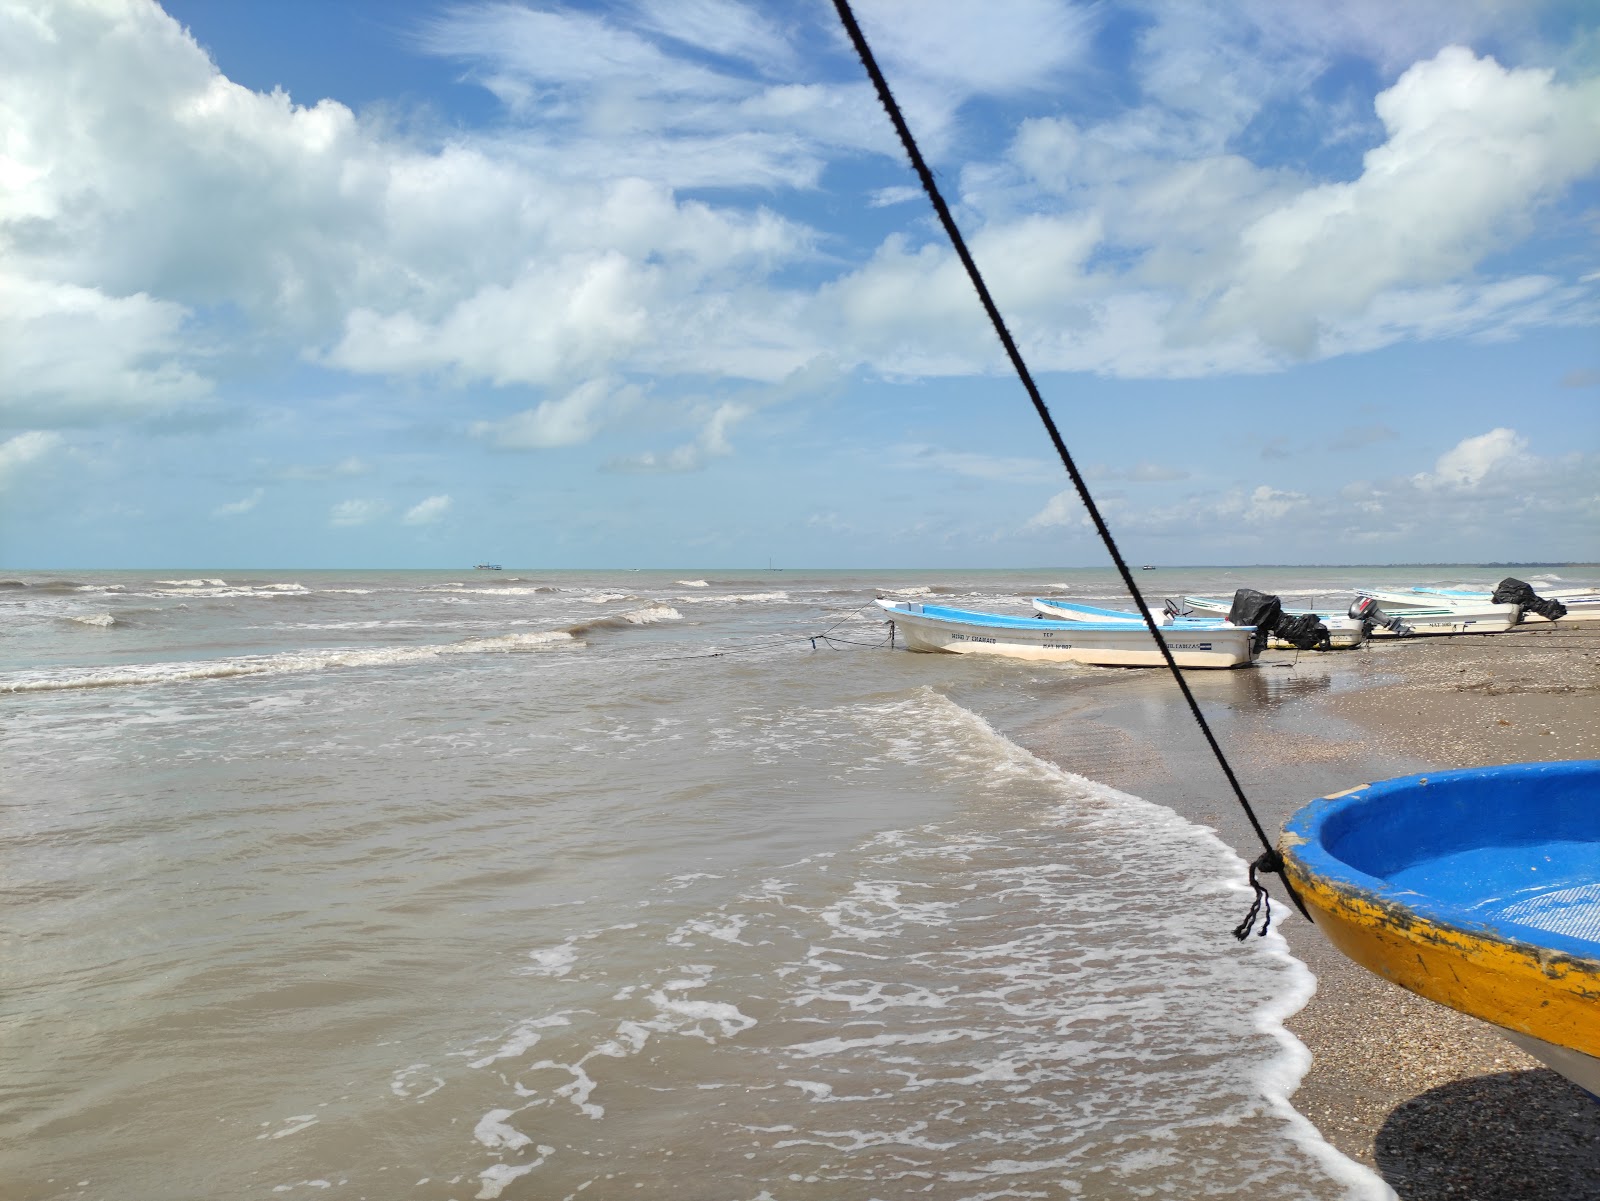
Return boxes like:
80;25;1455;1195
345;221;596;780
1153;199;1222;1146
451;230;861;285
831;0;1308;927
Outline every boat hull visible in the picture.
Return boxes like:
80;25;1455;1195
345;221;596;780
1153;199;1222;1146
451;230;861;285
879;601;1256;668
1371;587;1600;623
1280;762;1600;1094
1098;596;1370;649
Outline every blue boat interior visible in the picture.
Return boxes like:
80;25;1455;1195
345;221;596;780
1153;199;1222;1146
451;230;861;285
1290;761;1600;960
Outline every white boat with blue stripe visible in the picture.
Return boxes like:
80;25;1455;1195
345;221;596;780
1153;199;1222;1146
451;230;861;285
875;599;1257;668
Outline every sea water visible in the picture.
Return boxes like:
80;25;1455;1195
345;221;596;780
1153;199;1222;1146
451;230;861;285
3;565;1582;1200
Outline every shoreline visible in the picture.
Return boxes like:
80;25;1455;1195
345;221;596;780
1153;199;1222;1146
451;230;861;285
1015;624;1600;1199
1285;624;1600;1198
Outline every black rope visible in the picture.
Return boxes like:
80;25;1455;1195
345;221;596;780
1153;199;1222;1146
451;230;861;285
1232;851;1284;940
831;0;1310;925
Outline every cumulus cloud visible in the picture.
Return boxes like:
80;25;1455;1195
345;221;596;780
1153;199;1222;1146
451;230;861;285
403;494;451;525
212;488;262;517
1026;488;1089;530
1412;427;1532;490
0;430;63;488
1189;47;1600;356
0;276;209;424
3;0;1597;459
330;499;388;527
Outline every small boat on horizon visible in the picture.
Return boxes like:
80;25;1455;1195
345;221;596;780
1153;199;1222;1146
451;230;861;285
875;599;1258;668
1279;760;1600;1097
473;563;503;571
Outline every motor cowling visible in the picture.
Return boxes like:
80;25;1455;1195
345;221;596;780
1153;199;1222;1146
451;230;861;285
1490;577;1566;622
1348;596;1412;636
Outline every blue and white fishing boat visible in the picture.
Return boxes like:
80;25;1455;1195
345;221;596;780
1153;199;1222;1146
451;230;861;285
1279;760;1600;1096
876;599;1258;668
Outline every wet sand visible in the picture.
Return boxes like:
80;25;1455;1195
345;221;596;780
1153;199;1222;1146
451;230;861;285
1289;624;1600;1199
1015;622;1600;1199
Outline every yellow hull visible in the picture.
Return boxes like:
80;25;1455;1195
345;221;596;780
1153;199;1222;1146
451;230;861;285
1281;854;1600;1057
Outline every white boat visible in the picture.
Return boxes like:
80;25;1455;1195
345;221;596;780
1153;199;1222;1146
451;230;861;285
1349;591;1523;635
1364;586;1600;623
1034;596;1367;650
876;600;1258;668
1149;596;1368;649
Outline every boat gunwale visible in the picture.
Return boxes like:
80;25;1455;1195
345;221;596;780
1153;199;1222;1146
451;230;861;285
1280;761;1600;1056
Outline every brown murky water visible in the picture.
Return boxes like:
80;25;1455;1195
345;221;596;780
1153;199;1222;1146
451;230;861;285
2;566;1497;1199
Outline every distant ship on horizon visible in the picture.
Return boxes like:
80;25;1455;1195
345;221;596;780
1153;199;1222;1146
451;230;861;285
473;563;502;570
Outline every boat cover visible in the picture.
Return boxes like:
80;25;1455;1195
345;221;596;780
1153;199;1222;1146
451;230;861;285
1490;577;1567;622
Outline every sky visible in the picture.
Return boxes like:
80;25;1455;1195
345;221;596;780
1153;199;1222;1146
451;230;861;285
2;0;1597;570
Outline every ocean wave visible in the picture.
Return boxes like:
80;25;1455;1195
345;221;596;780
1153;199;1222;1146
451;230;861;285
676;579;710;587
726;591;788;602
154;578;228;587
0;628;582;694
564;605;683;637
63;613;117;628
0;580;27;590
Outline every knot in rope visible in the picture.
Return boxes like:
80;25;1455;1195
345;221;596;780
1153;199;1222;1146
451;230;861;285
1232;850;1285;941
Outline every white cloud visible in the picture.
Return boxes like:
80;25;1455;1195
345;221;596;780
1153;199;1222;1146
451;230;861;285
330;498;388;527
3;0;1597;458
1193;47;1600;356
213;488;262;517
1412;427;1532;490
471;380;640;450
1240;484;1309;522
403;494;451;525
0;430;62;488
1026;488;1088;529
0;275;208;424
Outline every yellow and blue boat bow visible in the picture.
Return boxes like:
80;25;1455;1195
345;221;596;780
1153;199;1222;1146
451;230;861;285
1280;760;1600;1092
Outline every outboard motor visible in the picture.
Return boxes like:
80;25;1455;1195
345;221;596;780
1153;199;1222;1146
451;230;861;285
1349;596;1412;636
1490;577;1566;622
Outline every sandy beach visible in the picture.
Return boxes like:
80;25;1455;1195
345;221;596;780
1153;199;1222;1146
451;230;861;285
1012;621;1600;1199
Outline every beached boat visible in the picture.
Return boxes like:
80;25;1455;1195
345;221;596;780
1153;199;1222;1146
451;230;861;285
1037;596;1369;650
1172;595;1368;648
1341;594;1522;636
1279;760;1600;1096
876;599;1258;668
1362;586;1599;623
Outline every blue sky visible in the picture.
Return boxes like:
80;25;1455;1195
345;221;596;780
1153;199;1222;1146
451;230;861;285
2;0;1597;569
